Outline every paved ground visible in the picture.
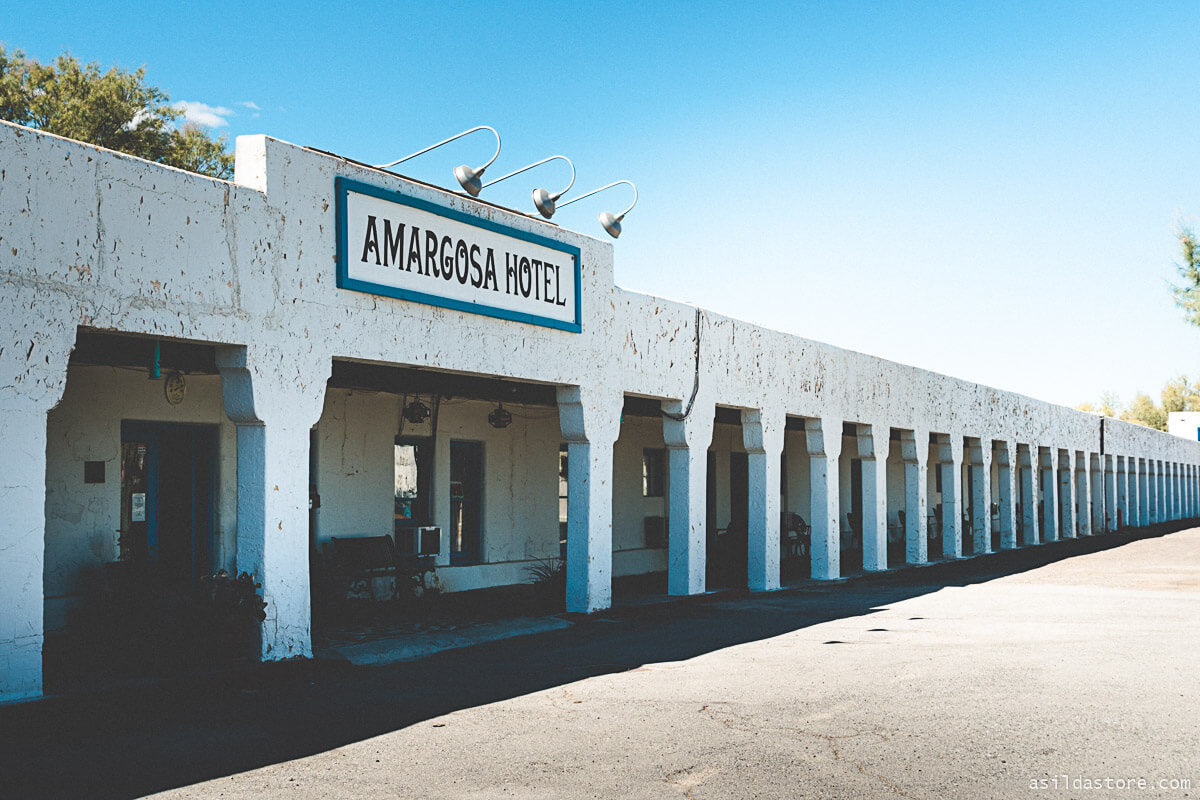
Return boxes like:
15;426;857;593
4;526;1198;799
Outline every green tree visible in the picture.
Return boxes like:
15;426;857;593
1120;392;1168;431
1161;374;1200;413
1173;227;1200;327
0;45;232;179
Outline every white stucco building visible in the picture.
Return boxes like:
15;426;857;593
1169;412;1200;442
3;119;1199;704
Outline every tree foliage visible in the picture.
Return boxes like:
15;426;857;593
1175;228;1200;327
1161;375;1200;413
0;45;232;179
1077;375;1200;431
1120;393;1168;431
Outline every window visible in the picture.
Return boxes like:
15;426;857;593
643;448;666;497
449;441;483;563
394;437;432;531
558;444;569;550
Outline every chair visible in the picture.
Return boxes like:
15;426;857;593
779;512;810;559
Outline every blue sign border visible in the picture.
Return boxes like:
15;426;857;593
335;176;582;333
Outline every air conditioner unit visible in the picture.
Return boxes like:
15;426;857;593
397;526;441;556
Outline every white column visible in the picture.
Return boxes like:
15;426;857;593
663;399;715;596
1157;459;1165;522
969;439;992;554
1042;448;1059;542
0;408;53;702
1154;460;1161;522
1173;463;1180;520
939;436;964;559
1189;465;1195;518
1138;457;1149;526
1125;457;1132;527
1089;453;1103;535
1180;464;1187;519
1122;456;1133;528
1163;461;1171;522
1166;462;1176;520
901;429;929;564
743;408;784;591
858;423;890;572
1165;463;1173;521
1104;455;1117;531
1149;460;1159;523
0;299;73;703
1185;462;1195;520
1190;465;1196;518
1173;463;1181;520
1157;461;1165;522
558;386;622;613
218;346;329;661
1187;465;1193;518
1059;450;1076;539
1183;465;1189;519
1108;455;1118;532
998;441;1018;550
1185;464;1192;519
806;418;843;580
1184;464;1191;519
1076;451;1091;536
1021;445;1040;545
1179;463;1185;519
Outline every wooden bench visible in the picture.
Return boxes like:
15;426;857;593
326;535;435;600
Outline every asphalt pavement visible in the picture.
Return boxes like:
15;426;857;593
3;524;1198;799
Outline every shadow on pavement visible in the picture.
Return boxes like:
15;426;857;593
1;522;1191;799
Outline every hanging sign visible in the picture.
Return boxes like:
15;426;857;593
335;177;582;332
131;493;147;523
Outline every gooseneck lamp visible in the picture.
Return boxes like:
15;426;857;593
555;180;638;238
475;155;576;219
373;126;502;196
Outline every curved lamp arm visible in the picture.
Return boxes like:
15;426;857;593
374;125;502;180
557;179;637;217
476;155;577;218
557;180;638;238
481;154;575;194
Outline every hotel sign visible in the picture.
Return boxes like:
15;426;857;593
335;177;581;332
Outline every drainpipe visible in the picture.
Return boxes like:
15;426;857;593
661;306;703;422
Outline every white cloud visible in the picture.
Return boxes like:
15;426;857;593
177;101;233;127
123;107;153;131
237;101;260;111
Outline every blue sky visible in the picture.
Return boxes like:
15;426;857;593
6;1;1199;408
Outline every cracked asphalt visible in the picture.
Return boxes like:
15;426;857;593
4;525;1198;799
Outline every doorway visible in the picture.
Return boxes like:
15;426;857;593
119;421;216;582
709;451;749;588
449;440;483;564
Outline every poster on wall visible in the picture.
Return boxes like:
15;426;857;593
335;177;582;332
